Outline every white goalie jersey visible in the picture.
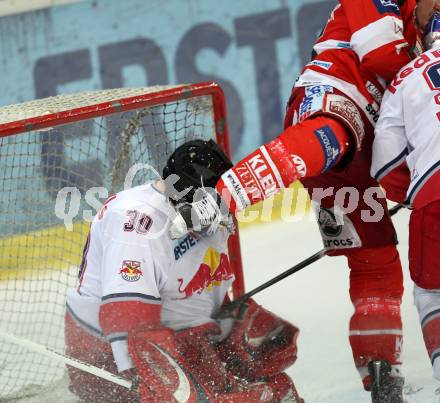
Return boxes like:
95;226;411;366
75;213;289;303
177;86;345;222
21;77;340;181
371;47;440;206
66;182;234;371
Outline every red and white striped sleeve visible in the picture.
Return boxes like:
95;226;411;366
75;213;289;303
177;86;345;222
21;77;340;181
341;0;414;82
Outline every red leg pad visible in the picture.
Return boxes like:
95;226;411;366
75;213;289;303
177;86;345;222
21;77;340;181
65;312;138;403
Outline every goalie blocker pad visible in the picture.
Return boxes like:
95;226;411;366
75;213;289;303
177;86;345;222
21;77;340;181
129;323;302;402
217;298;299;380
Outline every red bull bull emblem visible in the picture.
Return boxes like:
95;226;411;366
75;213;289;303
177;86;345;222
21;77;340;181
119;260;143;282
177;249;234;299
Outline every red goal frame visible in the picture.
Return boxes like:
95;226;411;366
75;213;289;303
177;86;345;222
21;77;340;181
0;81;245;299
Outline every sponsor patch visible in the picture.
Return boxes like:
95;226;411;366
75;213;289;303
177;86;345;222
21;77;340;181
324;94;365;148
307;60;333;70
174;233;200;261
318;207;343;237
298;85;334;121
336;41;352;49
314;205;361;250
305;85;334;97
366;81;383;104
373;0;400;15
291;154;307;177
119;260;143;282
314;126;340;171
221;170;250;211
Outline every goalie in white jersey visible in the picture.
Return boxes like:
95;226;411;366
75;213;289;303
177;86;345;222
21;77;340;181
372;11;440;384
65;139;302;402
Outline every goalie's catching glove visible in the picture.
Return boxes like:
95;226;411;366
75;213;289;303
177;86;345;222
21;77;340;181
217;298;299;380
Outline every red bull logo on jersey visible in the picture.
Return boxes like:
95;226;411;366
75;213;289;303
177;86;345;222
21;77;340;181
177;248;234;298
119;260;143;282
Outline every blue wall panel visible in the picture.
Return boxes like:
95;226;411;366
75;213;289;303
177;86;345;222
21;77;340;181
0;0;337;160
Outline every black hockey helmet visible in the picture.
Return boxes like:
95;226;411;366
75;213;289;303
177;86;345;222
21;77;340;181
162;139;233;203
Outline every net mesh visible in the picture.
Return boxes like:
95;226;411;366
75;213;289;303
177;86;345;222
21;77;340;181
0;85;221;398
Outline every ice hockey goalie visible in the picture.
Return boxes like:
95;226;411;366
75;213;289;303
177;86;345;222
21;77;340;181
64;140;303;402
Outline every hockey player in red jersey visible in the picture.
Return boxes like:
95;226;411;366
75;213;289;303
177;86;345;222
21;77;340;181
64;140;302;403
170;1;440;402
372;10;440;388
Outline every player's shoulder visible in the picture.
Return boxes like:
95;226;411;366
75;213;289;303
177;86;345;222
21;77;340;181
95;182;171;230
106;182;168;214
387;48;440;94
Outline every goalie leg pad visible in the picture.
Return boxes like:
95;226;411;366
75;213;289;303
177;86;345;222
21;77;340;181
174;322;231;394
129;325;211;403
265;372;304;403
217;299;299;380
65;312;139;403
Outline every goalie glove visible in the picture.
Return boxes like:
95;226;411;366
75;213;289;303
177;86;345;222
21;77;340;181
217;299;299;380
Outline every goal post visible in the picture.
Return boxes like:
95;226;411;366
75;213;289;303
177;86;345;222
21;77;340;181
0;81;244;398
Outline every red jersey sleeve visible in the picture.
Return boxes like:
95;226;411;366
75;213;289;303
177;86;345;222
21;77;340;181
341;0;415;82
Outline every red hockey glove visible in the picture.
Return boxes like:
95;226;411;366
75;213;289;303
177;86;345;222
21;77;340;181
217;299;299;380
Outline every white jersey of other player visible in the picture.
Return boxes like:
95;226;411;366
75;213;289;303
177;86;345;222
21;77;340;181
66;182;234;371
371;47;440;205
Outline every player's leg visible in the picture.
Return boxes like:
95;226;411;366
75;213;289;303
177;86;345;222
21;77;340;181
285;85;405;395
347;244;404;389
65;311;138;403
301;139;404;399
410;201;440;380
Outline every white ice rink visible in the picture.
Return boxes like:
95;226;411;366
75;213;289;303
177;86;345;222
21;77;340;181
241;208;438;403
2;208;439;402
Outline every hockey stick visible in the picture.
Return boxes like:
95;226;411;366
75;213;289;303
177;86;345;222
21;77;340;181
0;329;132;389
216;203;405;319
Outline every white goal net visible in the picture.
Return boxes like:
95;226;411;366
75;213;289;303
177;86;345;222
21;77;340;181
0;82;243;400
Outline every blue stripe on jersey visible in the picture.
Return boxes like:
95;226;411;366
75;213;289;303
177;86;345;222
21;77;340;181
407;160;440;204
373;0;400;15
374;147;408;180
66;303;104;338
101;292;161;302
107;332;128;343
421;308;440;328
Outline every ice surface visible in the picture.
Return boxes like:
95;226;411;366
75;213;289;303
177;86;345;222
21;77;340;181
1;208;438;402
241;209;438;403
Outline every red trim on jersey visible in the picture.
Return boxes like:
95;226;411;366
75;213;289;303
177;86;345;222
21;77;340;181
422;317;440;359
379;162;411;204
99;301;161;337
77;232;91;293
413;170;440;209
